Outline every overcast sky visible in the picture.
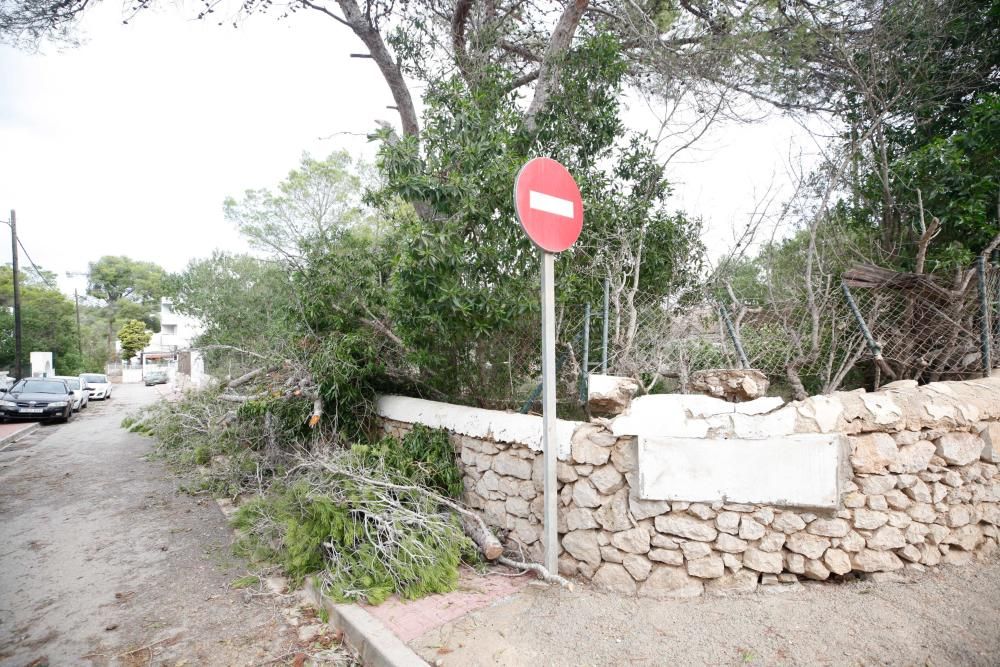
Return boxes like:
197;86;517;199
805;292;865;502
0;2;813;297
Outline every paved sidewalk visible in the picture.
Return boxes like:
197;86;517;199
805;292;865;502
0;421;39;448
370;560;1000;666
365;569;531;643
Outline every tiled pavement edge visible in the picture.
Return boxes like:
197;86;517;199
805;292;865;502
305;579;429;667
304;570;532;666
0;421;39;448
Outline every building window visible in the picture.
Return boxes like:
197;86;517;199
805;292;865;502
162;324;178;335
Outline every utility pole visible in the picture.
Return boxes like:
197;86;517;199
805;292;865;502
66;271;89;361
74;289;83;356
10;210;22;379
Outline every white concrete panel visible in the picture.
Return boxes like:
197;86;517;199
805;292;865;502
376;395;581;460
638;434;848;509
611;393;785;438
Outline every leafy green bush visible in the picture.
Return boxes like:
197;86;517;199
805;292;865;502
232;468;475;605
350;424;462;499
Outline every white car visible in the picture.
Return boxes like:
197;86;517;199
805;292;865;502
81;373;113;400
53;375;89;411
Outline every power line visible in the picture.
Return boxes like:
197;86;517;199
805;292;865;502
15;236;58;291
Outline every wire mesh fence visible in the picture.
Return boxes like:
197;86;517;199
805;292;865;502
437;258;1000;414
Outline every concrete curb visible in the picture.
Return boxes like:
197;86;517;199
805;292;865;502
305;579;428;667
0;422;40;448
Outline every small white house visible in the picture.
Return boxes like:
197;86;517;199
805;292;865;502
115;299;205;384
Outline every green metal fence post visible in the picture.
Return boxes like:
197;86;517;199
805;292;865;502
977;255;992;376
601;278;609;374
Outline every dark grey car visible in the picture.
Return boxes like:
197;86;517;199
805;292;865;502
0;378;75;423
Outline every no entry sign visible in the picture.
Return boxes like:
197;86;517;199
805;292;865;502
514;157;584;253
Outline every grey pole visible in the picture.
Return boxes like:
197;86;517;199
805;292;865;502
540;251;558;574
580;302;591;404
601;278;609;373
977;255;992;376
10;210;22;380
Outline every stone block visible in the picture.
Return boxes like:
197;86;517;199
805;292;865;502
705;570;759;596
556;461;578;483
784;551;805;574
649;548;684;566
628;495;671;521
857;475;896;495
680;540;711;560
566;507;600;531
688;503;717;521
592;563;637;594
738;517;766;541
850;549;903;572
493;452;532;480
784;532;830;560
572;439;611;466
850;432;899;474
714;533;749;554
803;558;830;581
891;440;938;474
742;547;783;574
505;497;530;518
715;511;741;535
640;566;704;599
572;479;602;508
943;524;983;551
687;554;725;579
867;526;906;551
561;530;601;566
935;432;985;466
980;423;1000;463
611;437;638;473
772;512;807;533
611;527;651;554
759;531;786;553
853;508;889;530
655;515;718;542
595;489;632;532
623;554;652;581
600;545;623;563
807;518;850;538
824;548;852;575
590;465;625;494
689;368;769;401
587;375;640;418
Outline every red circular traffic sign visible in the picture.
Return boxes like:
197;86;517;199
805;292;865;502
514;157;584;253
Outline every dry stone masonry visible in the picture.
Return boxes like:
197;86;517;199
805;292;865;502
378;374;1000;597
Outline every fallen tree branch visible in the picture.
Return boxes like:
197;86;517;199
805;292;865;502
498;556;573;590
311;457;504;561
225;366;270;390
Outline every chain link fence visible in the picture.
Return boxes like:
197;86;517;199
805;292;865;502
436;257;1000;413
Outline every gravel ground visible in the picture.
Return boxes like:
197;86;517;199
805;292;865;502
413;559;1000;666
0;383;345;666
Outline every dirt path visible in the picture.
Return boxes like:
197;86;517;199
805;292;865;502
412;561;1000;666
0;384;311;666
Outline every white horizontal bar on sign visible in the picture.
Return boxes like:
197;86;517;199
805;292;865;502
529;190;574;219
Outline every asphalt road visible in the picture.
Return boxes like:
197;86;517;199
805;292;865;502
0;383;296;666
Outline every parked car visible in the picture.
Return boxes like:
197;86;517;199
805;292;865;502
0;378;75;423
81;373;113;400
144;370;168;386
53;375;89;412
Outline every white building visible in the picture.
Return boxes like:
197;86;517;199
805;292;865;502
145;298;202;355
116;299;206;385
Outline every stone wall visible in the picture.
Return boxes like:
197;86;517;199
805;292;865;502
377;376;1000;597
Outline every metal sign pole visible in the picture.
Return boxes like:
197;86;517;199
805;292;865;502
540;250;558;574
